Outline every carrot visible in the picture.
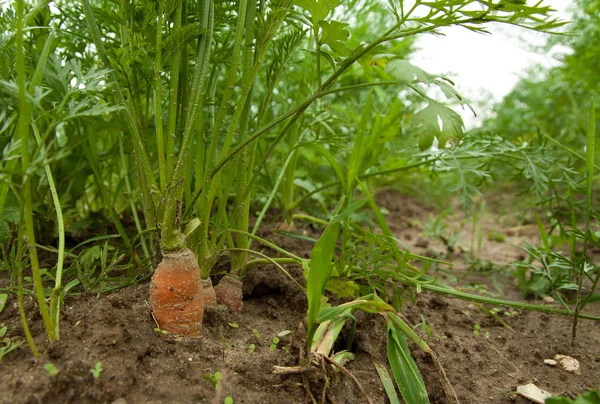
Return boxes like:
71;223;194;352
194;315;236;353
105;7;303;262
214;274;243;313
149;248;204;336
201;278;217;307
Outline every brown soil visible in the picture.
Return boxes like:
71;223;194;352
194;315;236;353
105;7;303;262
1;191;599;404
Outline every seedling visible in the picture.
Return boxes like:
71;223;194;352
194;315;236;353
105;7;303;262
0;296;23;360
269;337;279;352
269;330;292;352
473;323;490;338
0;323;23;361
44;363;59;377
219;331;232;351
90;362;103;379
492;307;520;318
247;344;256;353
413;315;432;344
203;371;222;389
422;213;463;253
487;230;506;242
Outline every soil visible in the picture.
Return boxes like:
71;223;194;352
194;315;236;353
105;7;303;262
1;191;599;404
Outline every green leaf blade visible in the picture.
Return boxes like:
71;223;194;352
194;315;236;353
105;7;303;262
375;363;401;404
306;221;340;348
387;321;430;404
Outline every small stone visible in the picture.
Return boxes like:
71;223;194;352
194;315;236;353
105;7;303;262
543;296;554;303
111;399;127;404
544;359;557;366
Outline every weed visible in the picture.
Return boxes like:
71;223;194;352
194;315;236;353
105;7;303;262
204;371;222;389
44;363;59;377
422;212;462;253
90;362;103;379
0;295;23;361
487;230;506;243
0;323;23;361
413;315;432;344
269;337;279;352
472;323;489;338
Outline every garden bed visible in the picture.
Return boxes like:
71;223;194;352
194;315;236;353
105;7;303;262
1;192;599;403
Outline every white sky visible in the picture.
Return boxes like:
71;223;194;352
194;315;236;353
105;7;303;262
409;0;575;127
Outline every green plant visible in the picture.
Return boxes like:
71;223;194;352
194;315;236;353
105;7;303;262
413;315;432;344
470;200;485;256
546;390;600;404
204;371;223;389
5;0;600;402
487;230;505;243
0;294;23;361
507;100;599;345
572;98;597;343
0;0;573;341
269;337;280;352
0;323;23;361
375;364;400;404
422;212;463;253
472;323;489;338
268;330;292;352
90;361;103;379
44;363;59;377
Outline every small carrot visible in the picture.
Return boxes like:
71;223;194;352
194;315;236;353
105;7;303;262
149;248;204;337
201;277;217;307
214;274;243;313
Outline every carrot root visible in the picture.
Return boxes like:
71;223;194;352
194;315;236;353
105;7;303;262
201;277;217;307
149;248;204;337
214;274;243;313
